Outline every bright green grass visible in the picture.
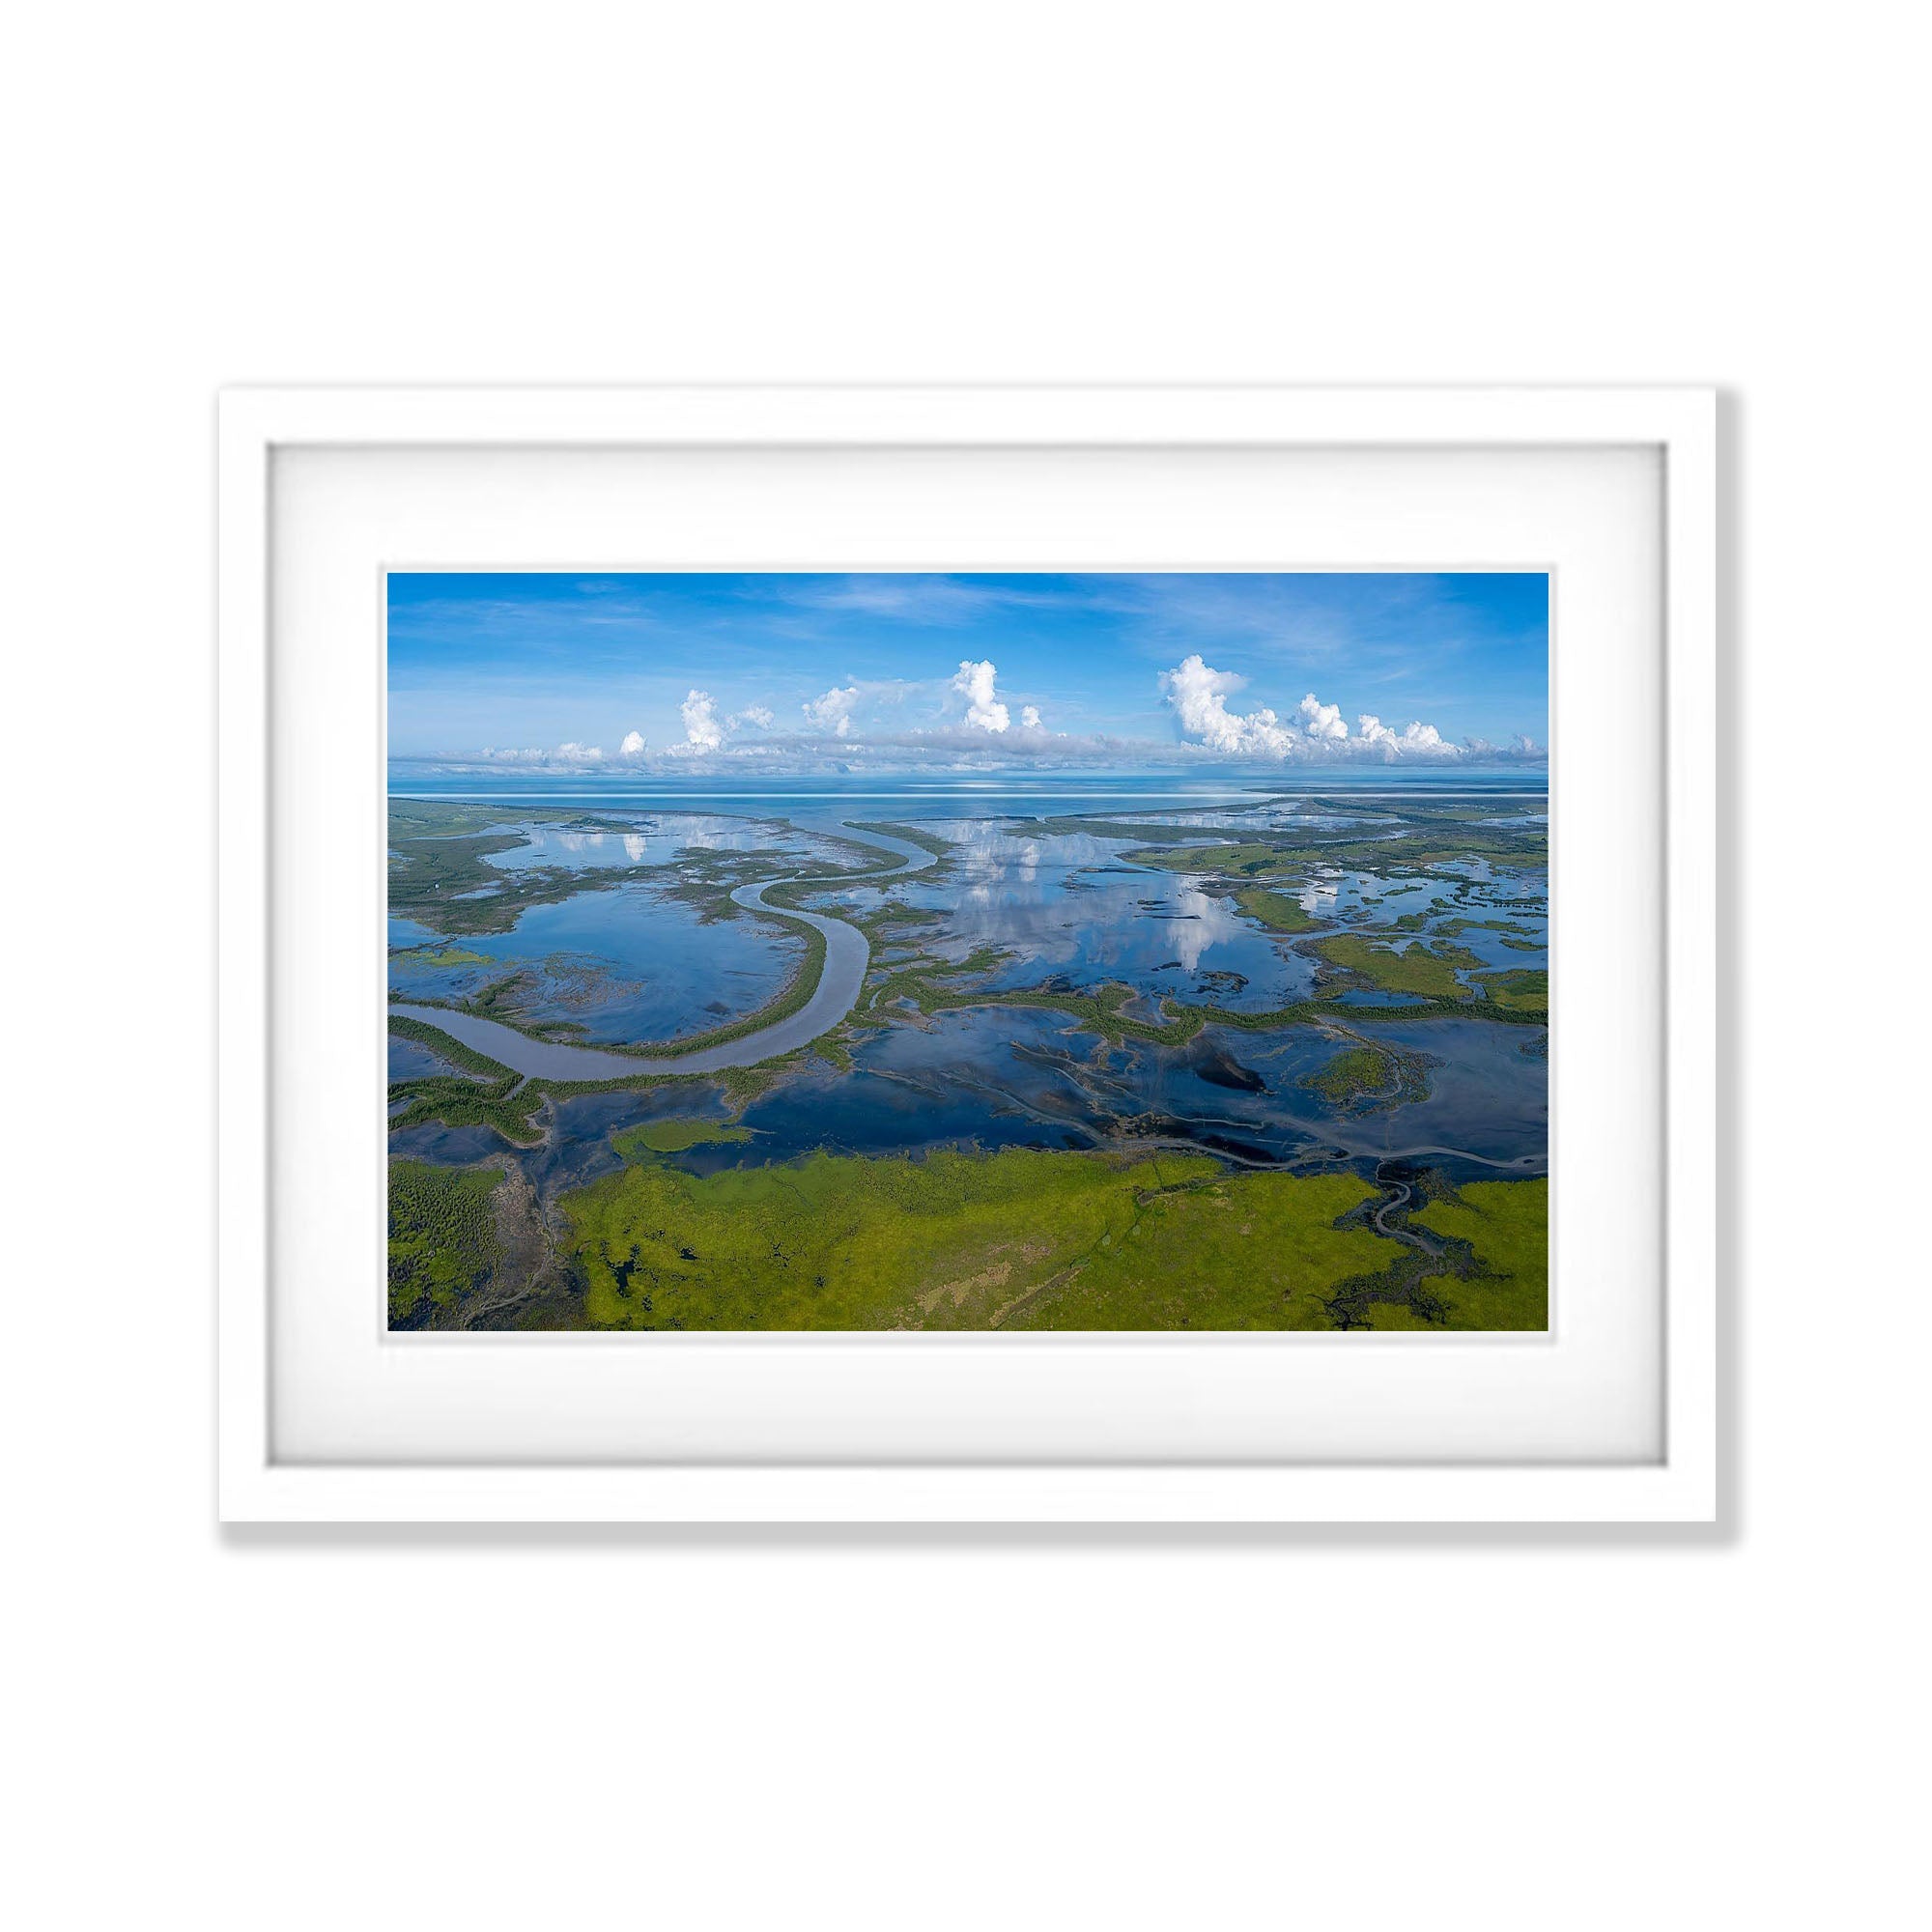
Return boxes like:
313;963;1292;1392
1234;885;1319;932
387;1160;503;1324
556;1148;1393;1331
1313;932;1481;1001
1015;1169;1389;1330
612;1119;755;1158
1410;1179;1548;1329
1478;968;1550;1013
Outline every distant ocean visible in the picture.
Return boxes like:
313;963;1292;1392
386;764;1548;818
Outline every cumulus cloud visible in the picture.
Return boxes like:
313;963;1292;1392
1158;655;1297;756
803;685;861;737
1297;693;1348;741
1020;704;1043;730
680;690;723;752
1357;713;1461;759
1160;655;1464;761
952;659;1011;733
554;741;606;763
618;729;646;757
481;746;547;763
728;704;776;731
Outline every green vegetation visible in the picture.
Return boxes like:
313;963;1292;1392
1409;1179;1548;1329
387;1013;515;1080
850;931;1546;1056
388;799;641;838
1009;815;1263;845
1312;932;1482;1001
1299;1032;1435;1114
860;944;1012;1017
386;1011;824;1146
811;1030;855;1072
1126;815;1548;882
388;1071;547;1145
555;1146;1402;1330
612;1119;754;1158
387;1160;504;1325
1303;1047;1393;1106
391;943;491;969
854;901;945;939
1477;968;1549;1014
1423;916;1528;938
843;819;957;862
387;800;680;937
388;830;641;937
1233;885;1320;932
386;800;515;838
1020;1168;1393;1330
1136;840;1289;876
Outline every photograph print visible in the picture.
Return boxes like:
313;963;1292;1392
386;571;1548;1332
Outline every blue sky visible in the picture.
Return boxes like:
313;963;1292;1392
387;571;1547;771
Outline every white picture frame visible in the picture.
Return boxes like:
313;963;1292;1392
218;384;1716;1523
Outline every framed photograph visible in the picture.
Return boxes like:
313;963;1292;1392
218;385;1716;1522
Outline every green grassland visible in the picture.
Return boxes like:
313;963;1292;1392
612;1119;754;1158
555;1146;1407;1330
387;1160;505;1325
1406;1179;1548;1329
1233;885;1320;931
1475;968;1549;1013
1306;1172;1548;1330
1312;932;1483;1001
550;1144;1548;1331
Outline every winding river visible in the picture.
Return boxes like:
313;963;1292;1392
390;819;935;1080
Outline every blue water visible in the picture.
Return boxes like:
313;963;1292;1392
388;768;1549;1181
388;765;1548;817
389;882;805;1045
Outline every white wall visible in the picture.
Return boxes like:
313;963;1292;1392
6;4;1920;1926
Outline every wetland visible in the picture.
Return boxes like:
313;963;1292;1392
388;775;1549;1331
